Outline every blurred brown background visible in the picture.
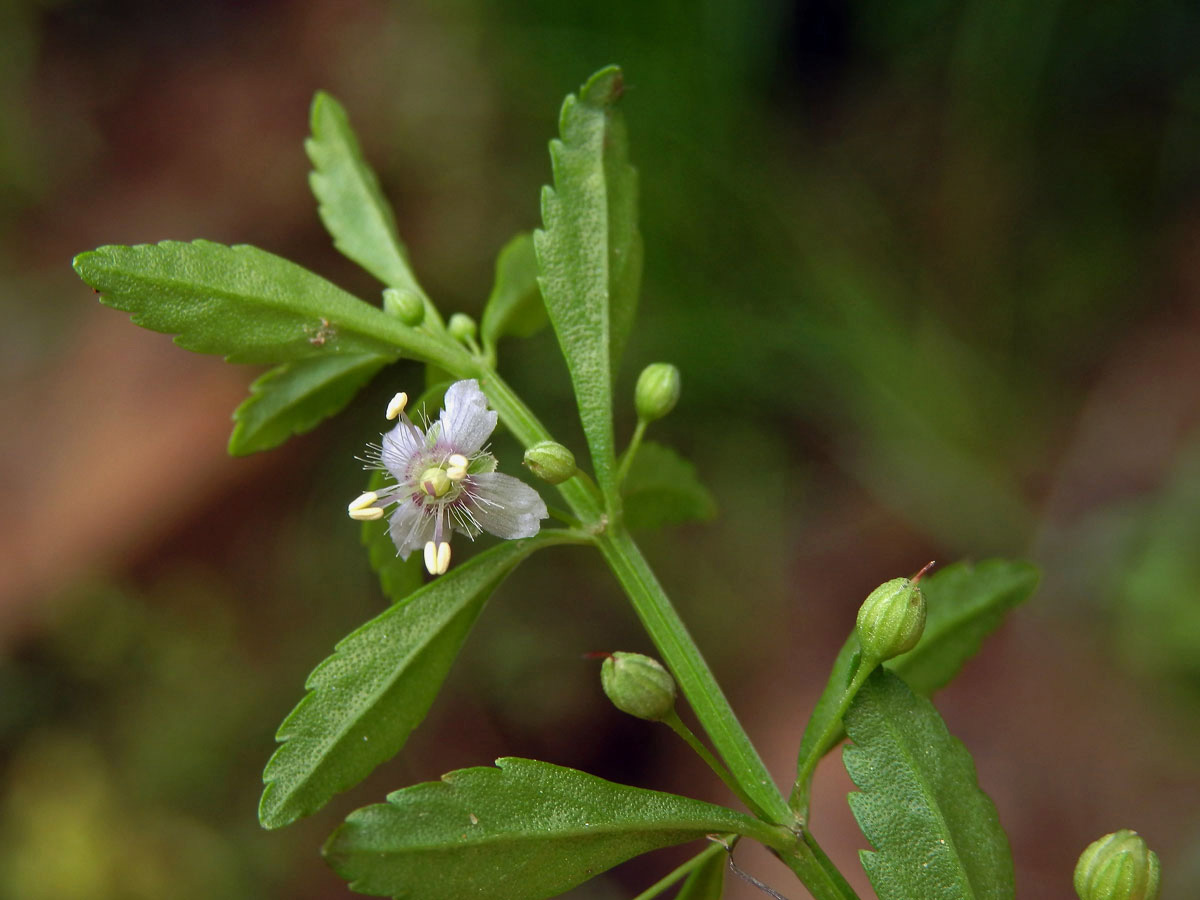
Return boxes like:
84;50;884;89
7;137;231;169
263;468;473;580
2;1;1199;897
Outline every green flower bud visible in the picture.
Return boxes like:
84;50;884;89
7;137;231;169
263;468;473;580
448;312;477;343
382;287;425;326
634;363;681;422
1075;831;1160;900
600;652;676;721
524;441;577;485
855;570;929;662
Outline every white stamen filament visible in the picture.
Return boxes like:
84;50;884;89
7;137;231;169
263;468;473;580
423;541;438;575
436;541;451;575
348;507;384;521
386;392;409;420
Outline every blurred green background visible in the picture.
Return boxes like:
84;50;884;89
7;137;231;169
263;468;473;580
2;1;1199;897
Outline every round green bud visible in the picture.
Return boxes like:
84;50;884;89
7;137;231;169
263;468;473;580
855;574;927;662
382;288;425;326
1075;831;1160;900
634;363;681;422
600;652;677;722
524;441;577;485
448;312;477;343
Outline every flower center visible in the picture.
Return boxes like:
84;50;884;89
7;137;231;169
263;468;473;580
419;466;452;499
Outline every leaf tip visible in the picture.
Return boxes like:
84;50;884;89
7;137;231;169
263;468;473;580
580;65;625;107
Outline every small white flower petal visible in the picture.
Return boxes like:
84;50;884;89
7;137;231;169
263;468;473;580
437;380;497;455
466;472;548;539
388;500;435;559
381;418;424;476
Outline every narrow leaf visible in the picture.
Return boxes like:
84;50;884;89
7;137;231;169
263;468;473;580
228;353;388;455
259;536;560;829
843;669;1014;900
307;91;425;297
480;233;547;352
324;757;783;900
622;441;717;531
675;848;726;900
74;241;453;366
534;66;643;501
795;559;1037;778
890;559;1039;694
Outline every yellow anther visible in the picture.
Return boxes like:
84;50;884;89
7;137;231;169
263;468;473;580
386;392;409;420
446;465;467;482
348;506;384;521
435;541;451;575
423;541;438;575
348;491;379;512
448;454;469;469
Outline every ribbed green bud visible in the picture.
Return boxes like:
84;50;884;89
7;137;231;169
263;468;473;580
855;574;927;662
634;363;681;422
600;652;676;721
382;288;425;326
1074;831;1160;900
448;312;477;343
523;441;577;485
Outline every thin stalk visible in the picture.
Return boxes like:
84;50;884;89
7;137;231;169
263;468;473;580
663;710;763;818
631;839;730;900
616;417;648;485
776;842;862;900
788;656;878;818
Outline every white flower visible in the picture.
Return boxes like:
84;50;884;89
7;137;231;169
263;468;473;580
347;379;548;575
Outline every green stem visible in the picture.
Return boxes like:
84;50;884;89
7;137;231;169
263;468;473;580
788;655;878;819
663;711;764;818
801;831;861;900
777;841;861;900
631;839;731;900
596;526;792;825
616;417;648;486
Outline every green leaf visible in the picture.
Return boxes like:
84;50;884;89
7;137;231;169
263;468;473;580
307;91;425;298
323;757;785;900
675;848;726;900
74;240;457;366
795;559;1037;777
259;536;561;829
843;669;1014;900
890;559;1039;694
534;65;643;502
622;441;717;531
480;233;547;353
228;353;388;455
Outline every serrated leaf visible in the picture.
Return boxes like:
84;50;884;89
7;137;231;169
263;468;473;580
74;241;454;366
622;441;717;531
259;536;561;829
228;353;388;455
324;757;783;900
307;91;424;298
843;669;1014;900
480;233;547;352
890;559;1039;694
675;848;726;900
794;559;1038;790
534;66;643;502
